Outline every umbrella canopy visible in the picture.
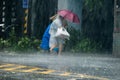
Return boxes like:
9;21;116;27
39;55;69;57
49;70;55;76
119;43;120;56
57;9;80;23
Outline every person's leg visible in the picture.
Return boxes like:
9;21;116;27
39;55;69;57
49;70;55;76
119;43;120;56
50;44;56;52
57;38;65;55
49;37;57;53
58;43;63;55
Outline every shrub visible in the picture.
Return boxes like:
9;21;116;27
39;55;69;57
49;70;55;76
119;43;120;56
0;38;11;50
0;38;4;49
64;27;81;50
71;38;102;53
0;36;41;52
64;27;102;53
13;37;41;52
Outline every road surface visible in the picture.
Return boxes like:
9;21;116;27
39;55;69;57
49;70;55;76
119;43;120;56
0;52;120;80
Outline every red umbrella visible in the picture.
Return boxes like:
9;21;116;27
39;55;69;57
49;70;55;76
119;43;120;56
57;9;80;23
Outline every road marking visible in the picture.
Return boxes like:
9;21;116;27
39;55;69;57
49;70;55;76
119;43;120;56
59;72;71;76
0;63;110;80
2;66;27;71
0;64;15;68
17;68;40;72
36;70;55;74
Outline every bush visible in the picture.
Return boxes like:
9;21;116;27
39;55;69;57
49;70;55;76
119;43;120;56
15;37;31;51
0;36;41;52
71;38;102;53
64;27;81;50
13;37;41;52
64;27;102;53
0;27;41;52
0;38;11;50
0;38;4;49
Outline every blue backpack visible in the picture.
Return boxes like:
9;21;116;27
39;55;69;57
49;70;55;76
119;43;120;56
40;24;59;52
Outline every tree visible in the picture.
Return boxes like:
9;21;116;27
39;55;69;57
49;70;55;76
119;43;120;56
82;0;114;52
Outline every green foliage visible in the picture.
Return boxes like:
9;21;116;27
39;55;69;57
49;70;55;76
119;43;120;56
14;37;31;51
0;26;41;52
71;38;102;53
0;37;41;52
8;27;18;47
0;38;4;49
65;27;102;53
82;0;114;52
65;27;81;50
12;37;41;52
84;0;104;12
0;38;11;49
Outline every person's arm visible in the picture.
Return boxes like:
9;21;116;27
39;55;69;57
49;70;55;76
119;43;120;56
49;22;57;37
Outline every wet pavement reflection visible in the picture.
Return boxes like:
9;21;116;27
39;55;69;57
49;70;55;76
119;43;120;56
0;52;120;80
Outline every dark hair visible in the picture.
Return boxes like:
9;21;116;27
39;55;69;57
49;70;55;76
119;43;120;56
59;15;64;20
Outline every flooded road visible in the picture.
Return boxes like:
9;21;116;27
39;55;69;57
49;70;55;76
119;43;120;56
0;52;120;80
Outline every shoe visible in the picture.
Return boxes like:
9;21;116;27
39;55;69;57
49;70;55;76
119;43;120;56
50;49;58;55
53;48;59;54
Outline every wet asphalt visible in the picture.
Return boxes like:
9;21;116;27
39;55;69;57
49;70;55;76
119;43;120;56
0;51;120;80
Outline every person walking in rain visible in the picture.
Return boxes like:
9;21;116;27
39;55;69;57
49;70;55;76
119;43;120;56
49;14;68;55
40;14;58;53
